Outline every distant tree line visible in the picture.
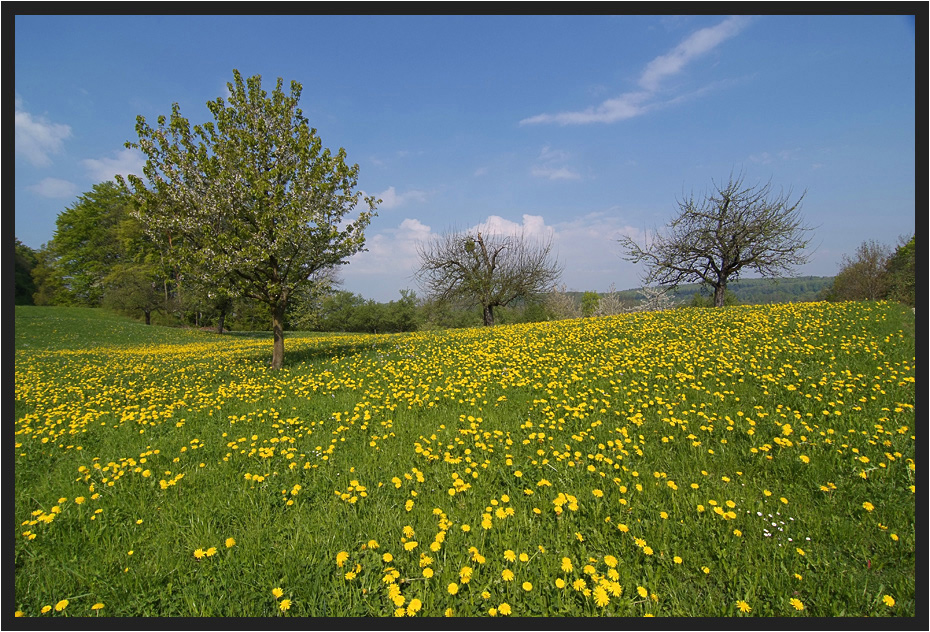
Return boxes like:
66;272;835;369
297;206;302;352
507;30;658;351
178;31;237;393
14;177;913;331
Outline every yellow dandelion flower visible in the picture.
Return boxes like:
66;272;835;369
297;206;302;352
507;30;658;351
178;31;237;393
863;501;875;512
278;598;291;612
502;569;515;581
594;586;610;607
504;549;516;562
336;551;349;567
737;600;751;613
499;603;512;616
673;556;683;564
448;582;459;595
637;586;648;598
522;581;533;591
789;598;804;611
555;578;566;589
194;548;206;559
225;537;236;548
382;553;393;563
561;557;573;573
41;605;51;614
91;603;104;611
272;587;284;599
54;600;68;612
883;595;895;607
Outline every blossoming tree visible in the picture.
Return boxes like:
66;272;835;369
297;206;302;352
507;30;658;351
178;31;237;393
119;69;377;368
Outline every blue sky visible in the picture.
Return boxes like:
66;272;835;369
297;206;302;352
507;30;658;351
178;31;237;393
14;14;916;302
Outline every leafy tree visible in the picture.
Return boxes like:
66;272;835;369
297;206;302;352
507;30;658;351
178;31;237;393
415;229;562;326
284;268;341;332
120;69;377;369
581;291;600;317
102;263;165;325
14;238;38;305
620;173;814;307
30;244;68;306
885;234;915;307
46;181;133;306
825;239;891;302
383;289;419;333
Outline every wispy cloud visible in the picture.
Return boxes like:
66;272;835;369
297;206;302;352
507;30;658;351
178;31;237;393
531;145;582;180
520;16;751;126
14;94;72;166
27;177;78;199
82;148;146;182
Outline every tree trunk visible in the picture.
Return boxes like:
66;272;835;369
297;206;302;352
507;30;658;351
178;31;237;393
144;309;152;325
483;304;495;326
216;307;226;334
271;303;285;369
714;283;726;308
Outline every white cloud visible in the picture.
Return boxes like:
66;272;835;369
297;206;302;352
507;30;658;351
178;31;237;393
82;148;146;182
14;94;72;166
27;177;78;199
475;214;555;242
520;16;750;126
375;186;429;210
348;217;434;277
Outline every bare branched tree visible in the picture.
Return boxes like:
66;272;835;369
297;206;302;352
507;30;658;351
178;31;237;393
415;229;562;326
619;173;815;307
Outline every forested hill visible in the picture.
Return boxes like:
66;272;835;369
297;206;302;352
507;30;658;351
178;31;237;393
573;276;834;305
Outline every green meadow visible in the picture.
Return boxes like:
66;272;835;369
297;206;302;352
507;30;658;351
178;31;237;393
13;302;915;618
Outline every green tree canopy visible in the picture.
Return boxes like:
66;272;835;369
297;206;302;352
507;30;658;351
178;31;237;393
119;69;378;368
45;181;133;306
14;238;38;305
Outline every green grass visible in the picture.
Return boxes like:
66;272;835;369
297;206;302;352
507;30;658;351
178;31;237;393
13;302;916;618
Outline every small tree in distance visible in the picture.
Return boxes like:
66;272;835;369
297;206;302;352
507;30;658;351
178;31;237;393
415;229;562;326
619;173;815;307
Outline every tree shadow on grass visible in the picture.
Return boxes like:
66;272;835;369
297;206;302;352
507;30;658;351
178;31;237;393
237;333;401;368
